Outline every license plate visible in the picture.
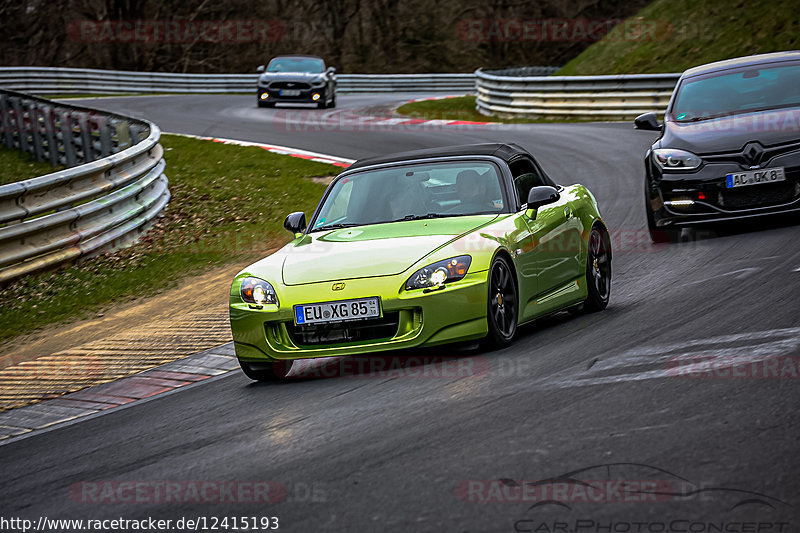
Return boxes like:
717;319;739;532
295;297;381;325
279;89;301;96
726;167;785;188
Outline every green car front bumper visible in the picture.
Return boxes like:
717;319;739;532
230;270;489;362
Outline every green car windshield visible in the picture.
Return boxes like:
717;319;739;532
310;161;505;232
671;62;800;122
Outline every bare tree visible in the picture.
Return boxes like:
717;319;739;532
0;0;651;73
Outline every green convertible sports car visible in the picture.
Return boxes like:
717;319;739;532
230;143;611;380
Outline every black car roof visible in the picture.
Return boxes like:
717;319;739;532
683;51;800;78
346;143;532;171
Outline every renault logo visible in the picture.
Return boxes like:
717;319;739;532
332;282;345;291
742;142;765;168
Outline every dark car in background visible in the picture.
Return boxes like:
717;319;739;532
256;55;337;108
635;51;800;242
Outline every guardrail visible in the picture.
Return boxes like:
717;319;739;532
338;73;477;93
476;67;680;120
0;89;169;283
0;67;483;95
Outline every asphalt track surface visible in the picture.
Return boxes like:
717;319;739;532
1;94;799;531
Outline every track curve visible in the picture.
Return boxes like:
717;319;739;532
1;94;798;530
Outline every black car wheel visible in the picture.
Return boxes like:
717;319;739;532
645;187;679;243
583;226;611;312
648;217;678;243
240;359;293;381
646;205;678;243
485;255;518;347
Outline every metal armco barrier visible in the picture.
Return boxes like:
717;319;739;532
476;67;680;120
0;89;169;283
0;67;485;94
336;74;477;93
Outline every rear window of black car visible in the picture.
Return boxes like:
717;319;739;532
671;61;800;122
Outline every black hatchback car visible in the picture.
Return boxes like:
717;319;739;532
635;51;800;242
256;55;337;108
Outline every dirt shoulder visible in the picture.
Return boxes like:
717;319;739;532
1;254;269;372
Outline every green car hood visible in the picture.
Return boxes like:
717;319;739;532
282;215;497;285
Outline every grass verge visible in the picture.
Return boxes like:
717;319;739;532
42;93;148;99
42;93;246;100
0;147;63;185
556;0;800;75
0;134;333;343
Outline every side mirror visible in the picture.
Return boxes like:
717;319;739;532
327;66;336;74
284;212;306;234
634;112;661;131
257;65;265;73
527;186;560;211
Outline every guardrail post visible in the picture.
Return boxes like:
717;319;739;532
41;106;58;166
11;97;29;153
27;102;45;163
116;120;131;151
60;110;78;167
0;93;14;149
98;117;112;157
77;112;94;163
130;124;145;145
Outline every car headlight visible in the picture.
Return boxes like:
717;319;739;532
240;277;279;307
652;148;702;170
405;256;471;290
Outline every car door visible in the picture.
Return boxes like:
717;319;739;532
508;157;581;320
524;193;578;296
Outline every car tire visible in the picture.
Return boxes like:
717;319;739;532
645;188;679;243
649;228;679;243
583;226;612;312
567;303;585;315
239;359;294;381
484;255;518;348
647;214;679;243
